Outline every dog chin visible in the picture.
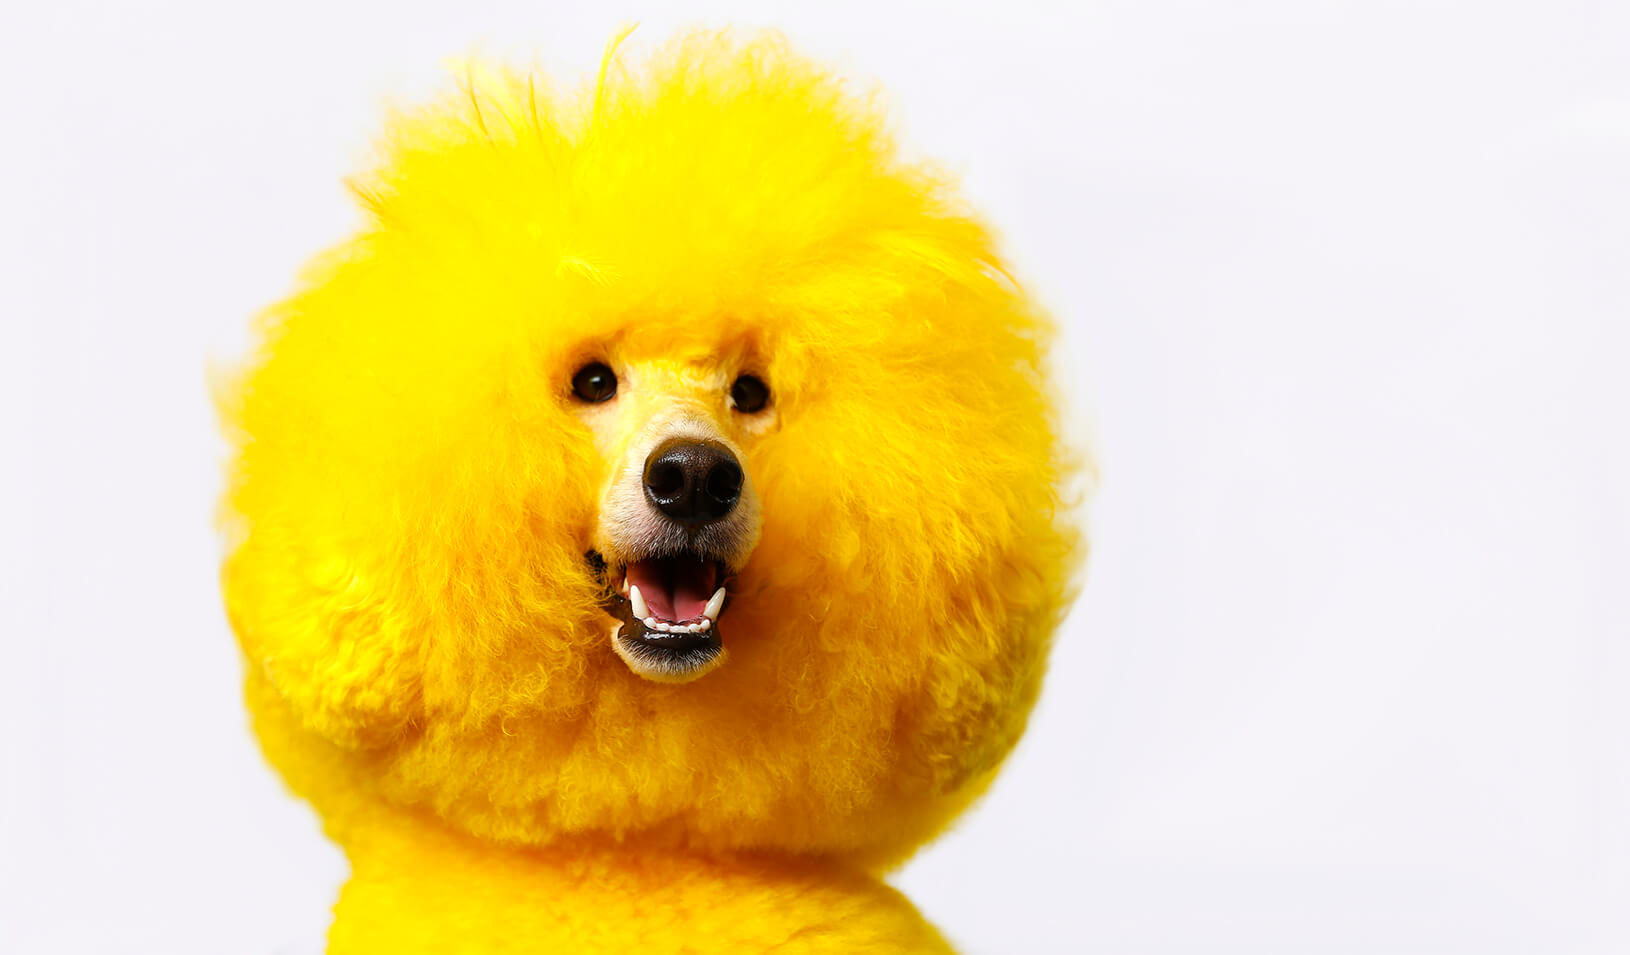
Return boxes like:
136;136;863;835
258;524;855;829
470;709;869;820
610;621;728;683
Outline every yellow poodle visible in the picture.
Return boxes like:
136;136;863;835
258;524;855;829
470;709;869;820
218;29;1079;953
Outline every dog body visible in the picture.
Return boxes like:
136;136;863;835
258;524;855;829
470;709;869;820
221;31;1077;952
324;810;951;952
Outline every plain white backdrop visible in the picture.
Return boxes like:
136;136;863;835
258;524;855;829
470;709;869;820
3;2;1627;952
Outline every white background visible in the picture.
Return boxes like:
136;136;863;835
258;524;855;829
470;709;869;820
3;2;1627;953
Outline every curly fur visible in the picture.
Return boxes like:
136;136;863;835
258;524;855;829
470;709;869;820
219;28;1080;953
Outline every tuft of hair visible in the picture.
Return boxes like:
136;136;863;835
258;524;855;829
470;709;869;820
219;28;1081;867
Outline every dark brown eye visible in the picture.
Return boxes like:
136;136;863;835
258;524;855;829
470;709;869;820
571;362;617;403
731;374;769;413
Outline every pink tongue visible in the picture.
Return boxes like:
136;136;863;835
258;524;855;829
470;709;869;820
627;558;716;622
671;573;711;621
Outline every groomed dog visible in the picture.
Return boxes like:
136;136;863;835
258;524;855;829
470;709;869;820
219;28;1079;953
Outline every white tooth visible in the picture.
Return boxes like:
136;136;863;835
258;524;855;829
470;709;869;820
643;617;659;629
699;619;711;631
629;585;649;620
704;587;726;620
686;623;702;633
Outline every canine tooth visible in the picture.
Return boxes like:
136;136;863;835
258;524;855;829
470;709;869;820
629;585;649;620
703;587;726;620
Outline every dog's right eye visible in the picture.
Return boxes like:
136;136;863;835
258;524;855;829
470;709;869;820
571;362;618;403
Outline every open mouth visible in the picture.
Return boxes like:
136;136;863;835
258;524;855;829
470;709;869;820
589;549;731;681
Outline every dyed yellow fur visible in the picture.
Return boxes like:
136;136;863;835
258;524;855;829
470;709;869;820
219;29;1079;953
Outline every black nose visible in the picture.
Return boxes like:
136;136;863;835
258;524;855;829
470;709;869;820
643;439;744;526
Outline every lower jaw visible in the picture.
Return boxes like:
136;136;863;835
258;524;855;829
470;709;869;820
591;549;734;682
611;628;726;683
605;589;728;683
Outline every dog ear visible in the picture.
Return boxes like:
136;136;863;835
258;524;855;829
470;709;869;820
223;529;423;751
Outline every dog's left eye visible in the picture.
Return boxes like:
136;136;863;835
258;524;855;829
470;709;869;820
571;362;618;403
730;374;770;413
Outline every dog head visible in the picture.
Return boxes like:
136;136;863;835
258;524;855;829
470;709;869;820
220;31;1080;865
